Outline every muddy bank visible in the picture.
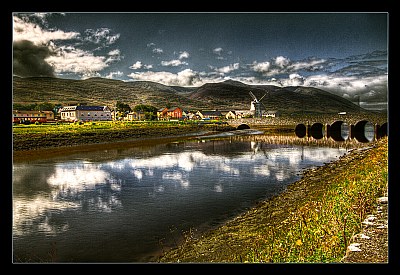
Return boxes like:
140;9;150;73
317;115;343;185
12;125;236;162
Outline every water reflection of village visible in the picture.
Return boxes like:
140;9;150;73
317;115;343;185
225;132;377;151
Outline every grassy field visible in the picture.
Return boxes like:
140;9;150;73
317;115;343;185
157;137;388;263
12;120;235;151
12;120;201;134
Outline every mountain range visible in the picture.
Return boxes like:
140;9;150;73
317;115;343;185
13;76;369;114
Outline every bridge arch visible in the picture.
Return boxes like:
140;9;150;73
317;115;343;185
329;120;349;141
295;124;307;138
352;120;374;143
377;122;388;139
309;123;324;140
237;124;250;130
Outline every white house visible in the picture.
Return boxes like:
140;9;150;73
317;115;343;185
59;105;112;122
263;110;280;118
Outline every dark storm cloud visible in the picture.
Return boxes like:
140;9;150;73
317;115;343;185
13;40;55;77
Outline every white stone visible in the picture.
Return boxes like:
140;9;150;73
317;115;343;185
377;197;388;204
357;234;370;239
348;243;362;252
362;221;374;226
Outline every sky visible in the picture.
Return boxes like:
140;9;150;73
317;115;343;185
12;12;388;109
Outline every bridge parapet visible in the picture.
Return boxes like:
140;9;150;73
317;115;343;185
227;113;387;129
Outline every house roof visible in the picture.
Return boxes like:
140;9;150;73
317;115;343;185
60;106;109;111
13;110;53;114
167;107;182;112
198;110;222;116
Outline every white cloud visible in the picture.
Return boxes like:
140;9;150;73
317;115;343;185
105;49;122;64
84;28;120;45
216;63;240;74
108;49;120;56
130;61;143;69
249;57;326;77
153;48;163;54
251;61;271;73
288;73;305;86
304;74;388;96
213;47;223;55
105;71;124;79
129;61;153;70
161;59;188;67
287;59;326;71
45;46;108;78
13;16;79;45
275;56;290;68
179;51;190;59
128;69;203;86
160;51;190;66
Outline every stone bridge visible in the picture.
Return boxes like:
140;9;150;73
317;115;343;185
294;120;387;142
226;113;387;143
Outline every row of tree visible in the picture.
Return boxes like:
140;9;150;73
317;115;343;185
13;102;62;113
115;102;158;120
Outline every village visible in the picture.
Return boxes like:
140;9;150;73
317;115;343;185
12;103;280;124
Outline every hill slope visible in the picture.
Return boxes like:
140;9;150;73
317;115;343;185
188;80;364;114
13;77;365;114
12;76;210;110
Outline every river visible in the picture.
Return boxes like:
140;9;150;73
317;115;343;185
12;130;370;262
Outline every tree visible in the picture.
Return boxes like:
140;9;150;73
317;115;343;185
133;104;157;113
13;102;54;112
116;101;132;118
34;102;54;111
133;104;158;120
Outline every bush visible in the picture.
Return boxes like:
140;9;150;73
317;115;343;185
20;120;30;125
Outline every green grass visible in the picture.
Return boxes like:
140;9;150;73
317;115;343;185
12;120;197;134
12;120;236;152
158;137;388;263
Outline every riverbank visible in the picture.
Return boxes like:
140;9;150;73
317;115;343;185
12;122;236;162
156;137;388;263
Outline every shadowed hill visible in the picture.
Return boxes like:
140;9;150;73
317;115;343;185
189;80;365;114
13;77;366;114
13;76;210;110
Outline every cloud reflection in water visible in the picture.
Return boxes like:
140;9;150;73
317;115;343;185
13;140;347;240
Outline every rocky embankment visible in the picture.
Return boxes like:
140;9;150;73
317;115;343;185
341;195;388;263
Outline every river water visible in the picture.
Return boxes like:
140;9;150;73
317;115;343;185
12;130;366;263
